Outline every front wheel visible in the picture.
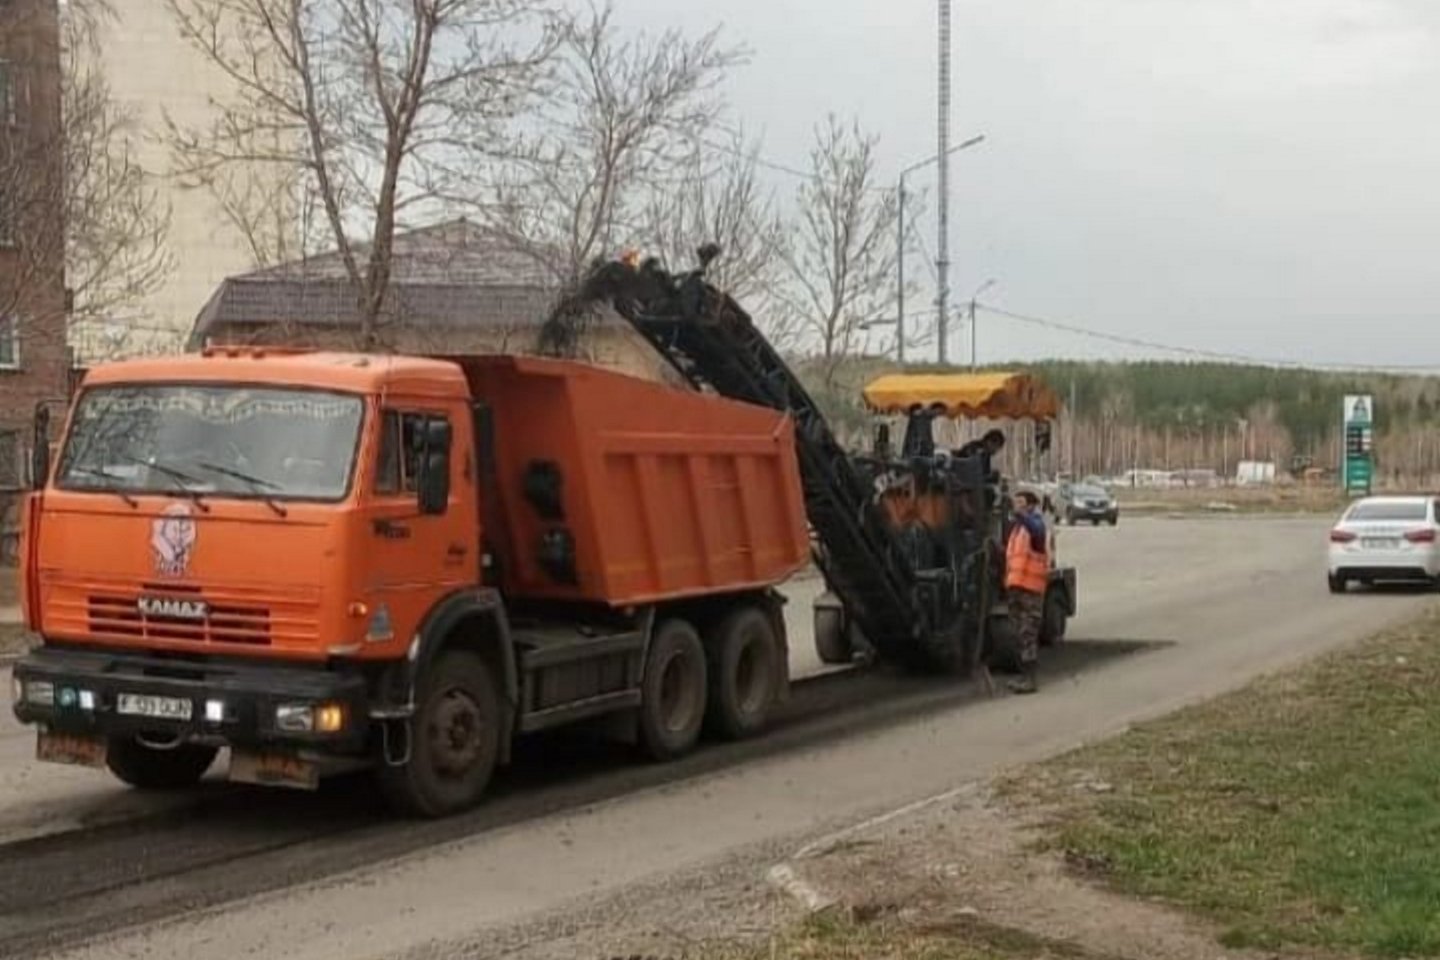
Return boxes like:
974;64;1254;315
106;737;217;790
639;619;708;761
377;650;501;818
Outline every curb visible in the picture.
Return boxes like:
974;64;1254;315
767;781;986;915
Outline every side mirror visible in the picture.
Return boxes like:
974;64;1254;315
31;404;52;491
416;418;452;515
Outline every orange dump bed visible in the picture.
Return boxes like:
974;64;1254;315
458;355;810;607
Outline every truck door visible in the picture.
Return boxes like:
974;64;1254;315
363;403;476;640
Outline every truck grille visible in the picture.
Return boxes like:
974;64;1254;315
88;589;272;646
43;577;324;650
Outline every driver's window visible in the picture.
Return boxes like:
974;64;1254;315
374;410;431;495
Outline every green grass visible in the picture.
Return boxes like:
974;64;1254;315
698;914;1102;960
1006;606;1440;956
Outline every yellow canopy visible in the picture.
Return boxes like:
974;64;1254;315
861;372;1061;421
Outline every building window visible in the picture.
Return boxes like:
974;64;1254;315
0;315;18;369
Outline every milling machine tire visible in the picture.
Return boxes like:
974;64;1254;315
378;650;501;818
106;738;218;790
985;612;1022;674
1039;587;1068;648
705;606;782;740
639;619;708;761
813;603;854;666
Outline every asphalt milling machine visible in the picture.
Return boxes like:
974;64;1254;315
560;248;1077;679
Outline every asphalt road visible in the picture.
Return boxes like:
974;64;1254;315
0;517;1430;959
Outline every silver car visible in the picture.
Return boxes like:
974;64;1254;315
1327;495;1440;593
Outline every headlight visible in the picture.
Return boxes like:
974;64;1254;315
275;702;345;734
24;681;55;707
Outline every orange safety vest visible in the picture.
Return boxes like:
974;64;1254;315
1005;521;1049;594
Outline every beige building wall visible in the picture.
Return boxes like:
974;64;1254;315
73;1;268;363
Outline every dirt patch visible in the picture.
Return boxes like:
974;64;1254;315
1115;486;1344;516
788;785;1294;960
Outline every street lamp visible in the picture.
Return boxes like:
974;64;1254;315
968;278;997;370
896;133;985;365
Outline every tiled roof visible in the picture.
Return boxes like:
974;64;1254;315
189;220;569;347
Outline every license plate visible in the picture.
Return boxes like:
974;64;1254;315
1362;538;1399;549
117;693;193;721
37;730;107;768
229;749;320;790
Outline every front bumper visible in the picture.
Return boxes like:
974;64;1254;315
11;645;371;755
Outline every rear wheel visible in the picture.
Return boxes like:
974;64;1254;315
1328;573;1347;594
639;619;708;761
706;606;782;740
106;737;217;790
377;650;501;817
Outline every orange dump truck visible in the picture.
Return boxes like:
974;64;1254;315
12;350;809;815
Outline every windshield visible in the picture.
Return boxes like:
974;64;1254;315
57;384;365;501
1073;485;1108;498
1347;500;1428;522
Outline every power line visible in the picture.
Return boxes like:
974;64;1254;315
975;302;1440;374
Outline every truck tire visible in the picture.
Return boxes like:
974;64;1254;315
706;606;781;740
106;737;217;790
639;619;708;761
813;605;853;666
378;650;501;818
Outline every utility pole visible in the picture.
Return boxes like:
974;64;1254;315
936;0;951;364
968;278;996;370
896;182;906;364
893;134;984;369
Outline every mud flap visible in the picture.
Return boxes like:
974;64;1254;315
229;749;320;790
36;729;107;768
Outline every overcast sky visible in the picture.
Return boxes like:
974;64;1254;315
607;0;1440;369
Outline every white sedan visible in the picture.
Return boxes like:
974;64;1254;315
1328;495;1440;593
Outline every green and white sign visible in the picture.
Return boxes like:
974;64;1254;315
1343;394;1374;497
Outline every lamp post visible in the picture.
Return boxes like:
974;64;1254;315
968;277;996;370
895;133;985;364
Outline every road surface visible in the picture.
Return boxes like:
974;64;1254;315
0;517;1428;959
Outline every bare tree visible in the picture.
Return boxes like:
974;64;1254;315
485;1;744;285
777;116;900;383
638;129;797;347
63;2;174;357
0;0;172;362
164;0;556;347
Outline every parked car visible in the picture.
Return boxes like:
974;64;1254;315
1059;483;1119;526
1328;495;1440;593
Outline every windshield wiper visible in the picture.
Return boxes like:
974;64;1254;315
193;461;289;518
114;454;211;513
64;466;139;508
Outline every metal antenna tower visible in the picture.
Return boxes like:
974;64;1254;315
936;0;952;364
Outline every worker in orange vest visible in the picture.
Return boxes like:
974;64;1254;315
1005;489;1049;694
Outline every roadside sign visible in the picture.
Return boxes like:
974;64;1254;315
1342;395;1374;497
